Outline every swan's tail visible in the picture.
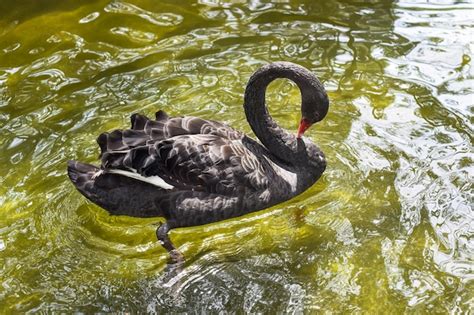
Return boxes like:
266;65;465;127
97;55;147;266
67;160;100;199
67;160;163;218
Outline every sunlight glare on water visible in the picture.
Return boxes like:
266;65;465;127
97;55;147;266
0;0;473;312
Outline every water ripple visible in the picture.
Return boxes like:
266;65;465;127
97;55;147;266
0;0;472;313
104;1;183;27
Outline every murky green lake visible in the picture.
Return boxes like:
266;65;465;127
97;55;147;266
0;0;473;313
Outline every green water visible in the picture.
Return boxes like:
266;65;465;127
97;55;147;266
1;0;473;312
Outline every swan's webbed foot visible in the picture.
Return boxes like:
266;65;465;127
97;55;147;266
156;221;184;265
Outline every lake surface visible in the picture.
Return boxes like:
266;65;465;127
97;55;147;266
0;0;473;313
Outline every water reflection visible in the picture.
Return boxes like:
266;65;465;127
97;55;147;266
0;0;472;312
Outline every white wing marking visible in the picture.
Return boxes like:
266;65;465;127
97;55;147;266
106;169;174;190
263;156;297;193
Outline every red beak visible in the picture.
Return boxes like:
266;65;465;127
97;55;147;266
297;118;312;138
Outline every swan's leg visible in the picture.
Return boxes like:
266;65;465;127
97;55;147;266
156;221;184;264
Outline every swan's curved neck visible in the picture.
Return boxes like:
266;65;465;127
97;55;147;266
243;62;326;164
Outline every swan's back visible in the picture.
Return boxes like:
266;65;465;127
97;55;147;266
68;110;301;227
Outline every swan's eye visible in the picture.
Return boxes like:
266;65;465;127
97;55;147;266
313;112;320;122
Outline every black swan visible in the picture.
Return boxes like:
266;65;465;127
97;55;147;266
67;62;329;262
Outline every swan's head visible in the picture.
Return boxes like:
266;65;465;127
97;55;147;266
297;84;329;138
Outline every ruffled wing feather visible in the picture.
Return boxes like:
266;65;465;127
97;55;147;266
97;110;269;195
96;110;243;157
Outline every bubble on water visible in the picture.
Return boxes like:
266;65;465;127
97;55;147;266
79;12;100;24
2;43;20;53
10;152;23;164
